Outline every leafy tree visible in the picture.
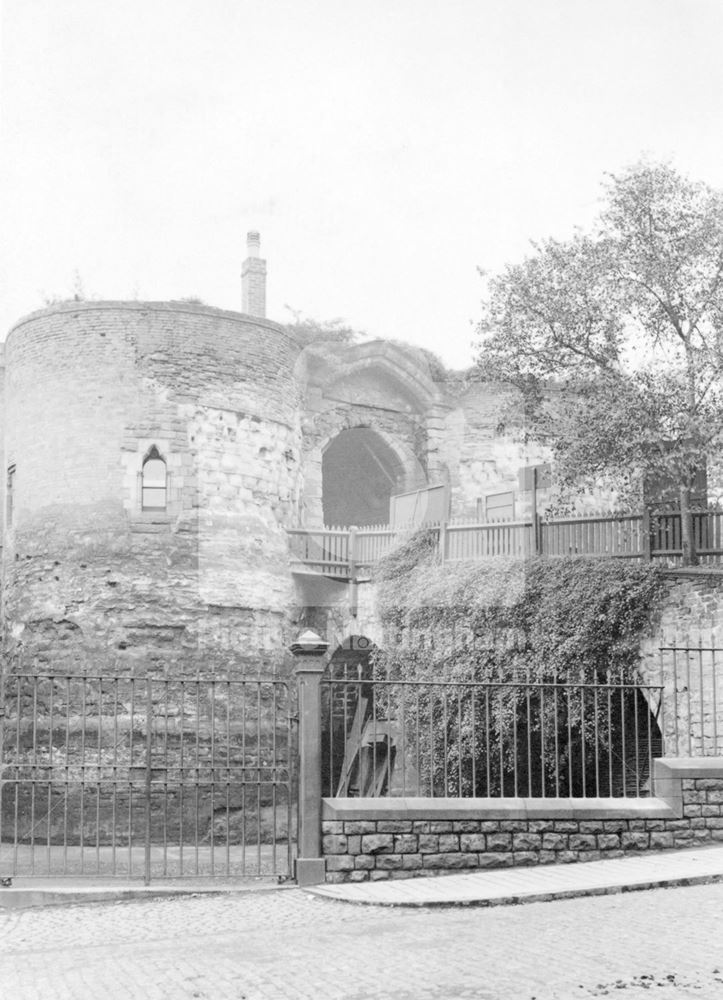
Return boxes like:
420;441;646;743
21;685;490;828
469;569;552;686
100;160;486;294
476;162;723;564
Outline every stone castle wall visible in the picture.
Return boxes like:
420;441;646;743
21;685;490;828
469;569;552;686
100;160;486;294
2;301;303;675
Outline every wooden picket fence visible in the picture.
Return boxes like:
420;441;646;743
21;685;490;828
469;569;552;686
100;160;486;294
287;509;723;576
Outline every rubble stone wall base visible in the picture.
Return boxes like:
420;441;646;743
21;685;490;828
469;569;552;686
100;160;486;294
320;758;723;883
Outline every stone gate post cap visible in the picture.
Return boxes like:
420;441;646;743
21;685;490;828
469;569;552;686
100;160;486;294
289;629;329;656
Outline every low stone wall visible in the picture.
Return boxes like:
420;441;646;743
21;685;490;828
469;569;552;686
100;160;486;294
320;758;723;883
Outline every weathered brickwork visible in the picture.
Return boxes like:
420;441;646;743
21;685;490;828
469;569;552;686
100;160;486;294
321;774;723;882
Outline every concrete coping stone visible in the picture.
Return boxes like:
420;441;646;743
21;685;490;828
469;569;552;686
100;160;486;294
322;796;676;822
322;758;723;823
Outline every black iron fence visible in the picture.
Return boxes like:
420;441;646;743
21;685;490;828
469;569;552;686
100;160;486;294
658;641;723;757
322;670;664;800
0;673;296;881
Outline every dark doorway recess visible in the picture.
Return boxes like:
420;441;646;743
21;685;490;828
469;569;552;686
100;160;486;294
322;428;403;527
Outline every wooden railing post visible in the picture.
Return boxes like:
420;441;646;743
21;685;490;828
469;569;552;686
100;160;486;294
532;467;543;556
290;630;329;887
348;526;357;580
439;521;447;562
641;507;652;561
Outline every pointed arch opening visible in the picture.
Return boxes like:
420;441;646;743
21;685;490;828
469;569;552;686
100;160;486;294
322;428;405;527
142;446;167;510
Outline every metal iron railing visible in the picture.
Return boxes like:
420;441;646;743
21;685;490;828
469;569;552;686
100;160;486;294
0;673;296;881
658;641;723;757
322;671;664;799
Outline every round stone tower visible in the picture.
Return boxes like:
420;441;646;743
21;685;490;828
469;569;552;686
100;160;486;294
2;299;302;674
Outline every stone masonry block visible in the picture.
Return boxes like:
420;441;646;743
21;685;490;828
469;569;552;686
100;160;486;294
568;834;597;851
361;834;395;854
512;852;539;866
322;835;347;854
422;853;479;870
556;851;579;864
418;835;440;853
394;835;419;853
343;821;378;835
322;821;343;835
437;835;459;852
683;791;706;805
512;833;542;851
486;833;512;851
460;834;486;852
325;855;355;872
674;830;710;845
402;854;423;870
377;821;413;833
597;834;621;851
476;852;514;869
649;832;675;849
375;855;405;871
354;855;375;870
622;832;650;850
542;833;567;851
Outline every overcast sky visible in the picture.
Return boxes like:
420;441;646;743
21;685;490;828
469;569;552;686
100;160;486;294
2;0;722;368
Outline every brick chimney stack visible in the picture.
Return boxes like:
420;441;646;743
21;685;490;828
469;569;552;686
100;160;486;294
242;231;267;318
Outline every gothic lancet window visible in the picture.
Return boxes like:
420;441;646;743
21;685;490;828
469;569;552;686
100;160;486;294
141;447;167;510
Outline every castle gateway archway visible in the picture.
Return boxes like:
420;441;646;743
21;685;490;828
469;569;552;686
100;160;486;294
322;428;405;527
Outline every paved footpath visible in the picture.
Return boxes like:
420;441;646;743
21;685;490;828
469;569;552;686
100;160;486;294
1;880;723;1000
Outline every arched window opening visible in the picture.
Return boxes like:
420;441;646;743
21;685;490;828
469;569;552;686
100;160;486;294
322;428;404;527
142;447;167;510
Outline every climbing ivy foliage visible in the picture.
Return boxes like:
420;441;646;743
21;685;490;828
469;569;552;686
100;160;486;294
371;532;666;796
373;530;666;683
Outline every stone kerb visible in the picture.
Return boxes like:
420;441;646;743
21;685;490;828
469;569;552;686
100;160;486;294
319;758;723;883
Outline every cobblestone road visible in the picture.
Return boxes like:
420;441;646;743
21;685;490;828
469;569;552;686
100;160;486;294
1;882;722;999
